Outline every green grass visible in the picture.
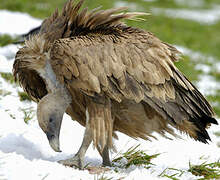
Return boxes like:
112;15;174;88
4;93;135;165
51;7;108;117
158;160;220;180
214;131;220;137
134;0;220;9
1;0;220;57
112;144;159;169
2;0;220;17
174;55;202;82
138;16;220;59
1;0;220;60
0;35;17;46
0;73;33;102
207;92;220;116
159;168;185;180
111;145;220;180
0;72;14;84
19;107;35;124
0;0;116;19
18;91;32;101
0;89;11;97
5;109;16;119
0;0;63;19
188;161;220;179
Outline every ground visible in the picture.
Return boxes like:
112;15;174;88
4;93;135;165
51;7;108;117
0;0;220;179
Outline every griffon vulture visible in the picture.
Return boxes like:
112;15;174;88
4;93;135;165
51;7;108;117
13;0;218;168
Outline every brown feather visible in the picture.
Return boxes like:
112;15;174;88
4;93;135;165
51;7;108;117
13;0;217;153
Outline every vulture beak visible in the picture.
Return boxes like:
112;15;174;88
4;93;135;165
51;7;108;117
45;113;63;153
46;131;61;152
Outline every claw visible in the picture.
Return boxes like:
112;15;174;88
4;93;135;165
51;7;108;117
97;145;112;167
58;155;84;169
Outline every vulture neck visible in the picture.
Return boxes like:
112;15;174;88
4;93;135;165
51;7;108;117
37;55;72;114
39;57;62;92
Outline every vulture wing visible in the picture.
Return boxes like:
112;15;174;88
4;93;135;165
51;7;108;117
13;50;48;102
50;32;177;102
50;31;217;143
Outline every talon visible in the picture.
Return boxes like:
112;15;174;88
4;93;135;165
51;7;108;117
102;160;111;167
58;155;84;169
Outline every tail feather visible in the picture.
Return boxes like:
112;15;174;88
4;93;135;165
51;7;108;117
142;78;217;143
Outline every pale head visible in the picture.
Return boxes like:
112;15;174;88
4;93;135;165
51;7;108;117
37;90;70;152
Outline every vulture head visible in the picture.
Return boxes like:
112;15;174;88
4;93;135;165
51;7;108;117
37;90;71;152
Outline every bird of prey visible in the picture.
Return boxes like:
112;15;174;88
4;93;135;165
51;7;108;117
13;0;218;168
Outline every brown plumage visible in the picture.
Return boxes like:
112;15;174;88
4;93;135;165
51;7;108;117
13;0;218;168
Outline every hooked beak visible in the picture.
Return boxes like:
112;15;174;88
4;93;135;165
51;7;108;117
46;131;62;152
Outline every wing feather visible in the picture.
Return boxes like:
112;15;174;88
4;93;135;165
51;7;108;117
50;31;180;105
49;30;217;141
13;48;48;102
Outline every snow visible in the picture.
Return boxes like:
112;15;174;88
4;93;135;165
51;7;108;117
115;1;220;25
0;11;219;180
175;45;220;96
0;10;42;36
152;5;220;25
174;0;205;7
142;0;205;7
114;1;142;11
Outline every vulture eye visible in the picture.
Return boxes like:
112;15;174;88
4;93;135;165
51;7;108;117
49;117;53;123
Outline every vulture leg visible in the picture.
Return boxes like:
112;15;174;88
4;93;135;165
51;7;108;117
58;121;92;169
97;144;111;166
96;138;111;166
101;145;111;167
59;97;113;168
88;97;113;167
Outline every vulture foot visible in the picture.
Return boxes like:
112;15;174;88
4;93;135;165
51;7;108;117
58;120;93;169
100;145;112;167
102;157;111;167
58;155;84;169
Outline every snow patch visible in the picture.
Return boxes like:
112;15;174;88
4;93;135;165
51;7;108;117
114;1;143;11
175;45;220;96
0;44;19;73
0;10;42;36
175;45;218;65
152;6;220;25
0;54;13;73
0;44;19;59
174;0;205;7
